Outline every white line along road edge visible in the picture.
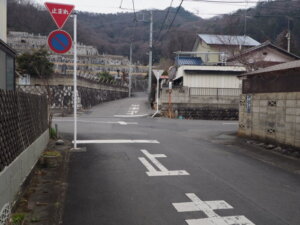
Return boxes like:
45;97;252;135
72;140;160;144
114;114;149;118
53;119;138;125
138;149;189;176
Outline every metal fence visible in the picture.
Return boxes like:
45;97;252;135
189;87;241;96
0;90;48;171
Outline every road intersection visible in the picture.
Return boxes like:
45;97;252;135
55;93;300;225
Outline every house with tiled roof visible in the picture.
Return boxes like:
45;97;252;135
227;41;300;71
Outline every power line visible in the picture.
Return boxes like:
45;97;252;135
155;0;185;43
119;0;124;8
156;0;174;42
132;0;137;22
166;0;184;32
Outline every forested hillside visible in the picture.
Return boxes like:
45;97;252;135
7;0;300;64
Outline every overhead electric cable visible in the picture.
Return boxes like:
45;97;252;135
156;0;174;41
132;0;137;22
166;0;184;32
156;0;184;43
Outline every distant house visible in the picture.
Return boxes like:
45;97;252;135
192;34;260;64
173;64;246;89
227;41;300;71
160;63;246;120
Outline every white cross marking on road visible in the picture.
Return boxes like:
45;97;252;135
173;193;255;225
138;150;189;176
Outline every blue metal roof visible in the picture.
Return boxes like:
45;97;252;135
176;56;203;66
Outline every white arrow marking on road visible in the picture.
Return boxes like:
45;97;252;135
138;150;189;176
173;193;255;225
73;140;160;144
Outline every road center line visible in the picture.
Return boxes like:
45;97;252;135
72;140;160;144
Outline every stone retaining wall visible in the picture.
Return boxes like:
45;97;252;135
160;87;240;120
18;85;128;111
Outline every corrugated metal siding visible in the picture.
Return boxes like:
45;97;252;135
190;87;241;96
184;74;241;88
198;34;260;46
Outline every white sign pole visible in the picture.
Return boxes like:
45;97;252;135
152;70;164;118
73;13;77;149
156;76;159;114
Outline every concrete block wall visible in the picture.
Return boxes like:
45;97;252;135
0;131;49;224
238;92;300;148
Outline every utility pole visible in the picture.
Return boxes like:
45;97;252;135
129;42;133;97
287;18;291;53
148;10;153;97
73;12;78;149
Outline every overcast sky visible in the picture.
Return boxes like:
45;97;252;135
36;0;258;18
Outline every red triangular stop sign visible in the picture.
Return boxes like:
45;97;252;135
45;2;75;29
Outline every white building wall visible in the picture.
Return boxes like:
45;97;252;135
184;74;241;89
0;0;7;42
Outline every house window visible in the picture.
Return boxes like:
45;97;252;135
19;74;31;85
0;41;16;90
0;50;5;90
6;55;14;90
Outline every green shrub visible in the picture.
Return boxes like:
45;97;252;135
49;127;57;139
11;213;26;225
43;151;61;157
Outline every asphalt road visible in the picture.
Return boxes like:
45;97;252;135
55;92;300;225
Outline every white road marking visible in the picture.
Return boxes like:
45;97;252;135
126;104;140;115
114;114;149;118
187;216;255;225
222;122;238;125
173;193;255;225
73;140;160;144
139;150;189;176
53;119;138;125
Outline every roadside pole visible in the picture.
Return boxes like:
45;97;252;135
129;43;133;97
73;13;77;149
45;2;79;150
148;11;153;97
152;70;164;118
168;81;173;118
